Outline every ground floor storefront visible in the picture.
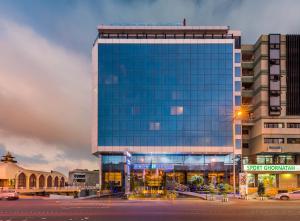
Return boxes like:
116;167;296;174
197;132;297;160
243;164;300;195
99;154;241;193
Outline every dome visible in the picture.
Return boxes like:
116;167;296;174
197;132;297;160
0;162;24;179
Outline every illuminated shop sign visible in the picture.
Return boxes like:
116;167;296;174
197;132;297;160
244;164;300;172
133;164;174;170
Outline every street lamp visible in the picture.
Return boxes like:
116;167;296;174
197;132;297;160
232;110;243;198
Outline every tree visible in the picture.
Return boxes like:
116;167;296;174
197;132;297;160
218;183;231;197
191;175;204;189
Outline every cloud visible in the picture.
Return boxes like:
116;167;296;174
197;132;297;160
0;130;96;175
1;0;300;174
0;19;96;174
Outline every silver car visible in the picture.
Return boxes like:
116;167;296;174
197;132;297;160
0;189;19;200
275;190;300;200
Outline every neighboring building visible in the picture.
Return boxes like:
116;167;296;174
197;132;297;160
92;24;242;192
241;34;300;190
68;169;99;187
0;152;66;189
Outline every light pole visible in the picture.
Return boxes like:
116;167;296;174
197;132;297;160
233;110;242;198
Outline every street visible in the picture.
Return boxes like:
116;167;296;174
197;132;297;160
0;198;300;221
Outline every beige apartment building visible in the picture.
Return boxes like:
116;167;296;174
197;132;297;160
242;34;300;191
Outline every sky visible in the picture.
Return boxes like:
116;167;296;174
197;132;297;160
0;0;300;175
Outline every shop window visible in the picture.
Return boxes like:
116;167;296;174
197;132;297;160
258;174;276;188
247;174;255;187
104;172;122;188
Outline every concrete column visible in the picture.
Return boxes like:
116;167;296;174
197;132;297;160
98;154;102;191
37;174;40;189
276;174;279;188
26;174;30;190
124;162;130;194
15;174;18;189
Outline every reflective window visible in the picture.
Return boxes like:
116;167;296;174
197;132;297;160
235;67;241;77
264;122;284;128
287;123;300;128
235;96;241;106
264;138;284;144
235;53;241;63
98;43;234;147
287;138;300;144
235;81;241;92
149;122;160;131
235;139;241;149
171;106;184;115
235;125;242;135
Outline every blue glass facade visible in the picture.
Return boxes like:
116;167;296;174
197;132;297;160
98;43;234;147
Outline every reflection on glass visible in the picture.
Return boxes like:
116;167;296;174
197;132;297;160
98;44;234;147
170;106;184;115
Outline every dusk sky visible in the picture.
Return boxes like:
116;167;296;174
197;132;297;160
0;0;300;175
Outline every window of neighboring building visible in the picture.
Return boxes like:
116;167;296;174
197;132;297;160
257;155;273;164
170;106;184;115
275;155;295;164
242;130;249;135
287;123;300;128
264;138;284;144
242;143;249;148
235;53;241;63
264;122;285;128
287;138;300;144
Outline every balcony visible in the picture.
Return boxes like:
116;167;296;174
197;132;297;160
242;75;254;83
242;89;254;98
242;61;254;69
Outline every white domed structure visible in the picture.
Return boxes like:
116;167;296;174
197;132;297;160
0;152;66;190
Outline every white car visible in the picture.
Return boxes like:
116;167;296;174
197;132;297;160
0;189;19;200
275;190;300;200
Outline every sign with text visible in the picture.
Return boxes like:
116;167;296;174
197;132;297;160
244;164;300;172
133;164;174;170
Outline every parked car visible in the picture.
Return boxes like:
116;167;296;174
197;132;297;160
0;189;19;200
275;190;300;200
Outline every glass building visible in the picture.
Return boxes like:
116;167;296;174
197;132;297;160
92;25;241;193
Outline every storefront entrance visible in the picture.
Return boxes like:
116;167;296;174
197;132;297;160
131;169;166;192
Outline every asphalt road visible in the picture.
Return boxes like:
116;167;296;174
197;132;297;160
0;198;300;221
